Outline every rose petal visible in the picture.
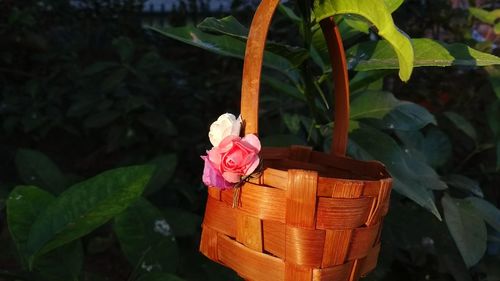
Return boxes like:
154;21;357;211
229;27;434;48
202;156;232;189
222;171;242;183
208;113;240;147
242;134;261;152
218;135;239;153
207;147;222;167
244;155;260;176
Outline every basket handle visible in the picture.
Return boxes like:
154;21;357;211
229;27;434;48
240;0;350;156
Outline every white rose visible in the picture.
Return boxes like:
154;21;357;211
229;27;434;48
208;113;241;147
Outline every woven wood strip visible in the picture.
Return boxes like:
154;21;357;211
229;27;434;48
220;183;286;222
285;263;312;281
203;197;237;237
199;226;219;262
286;170;318;228
285;225;325;266
366;179;392;225
317;178;364;198
262;220;285;257
218;235;285;281
312;261;354;281
349;260;361;281
236;213;263;252
316;197;373;229
207;187;221;200
359;243;381;276
347;224;381;261
321;229;353;267
254;168;288;190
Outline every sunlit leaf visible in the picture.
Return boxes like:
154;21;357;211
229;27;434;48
347;38;500;72
469;7;500;25
313;0;414;81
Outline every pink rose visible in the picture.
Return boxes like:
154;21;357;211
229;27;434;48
201;156;232;189
202;134;261;188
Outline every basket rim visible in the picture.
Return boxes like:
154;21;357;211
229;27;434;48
259;146;391;183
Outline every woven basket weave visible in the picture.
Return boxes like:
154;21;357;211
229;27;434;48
199;0;393;280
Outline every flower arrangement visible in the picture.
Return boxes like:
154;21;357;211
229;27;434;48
201;113;261;190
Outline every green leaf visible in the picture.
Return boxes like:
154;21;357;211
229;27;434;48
466;197;500;233
350;70;392;93
349;127;441;219
136;272;185;281
144;154;177;195
347;38;500;71
283;113;302;134
442;195;487;268
469;7;499;25
420;127;452;168
278;4;302;24
444;175;483;198
33;241;83;281
342;15;370;34
6;186;83;280
25;165;154;263
114;198;179;275
7;185;55;263
15;149;66;194
262;76;305;101
163;208;202;237
380;102;437;131
149;25;300;82
198;16;309;68
443;111;477;141
197;16;248;39
313;0;414;81
350;91;400;120
385;0;404;13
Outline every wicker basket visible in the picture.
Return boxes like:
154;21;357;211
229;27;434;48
199;0;393;280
